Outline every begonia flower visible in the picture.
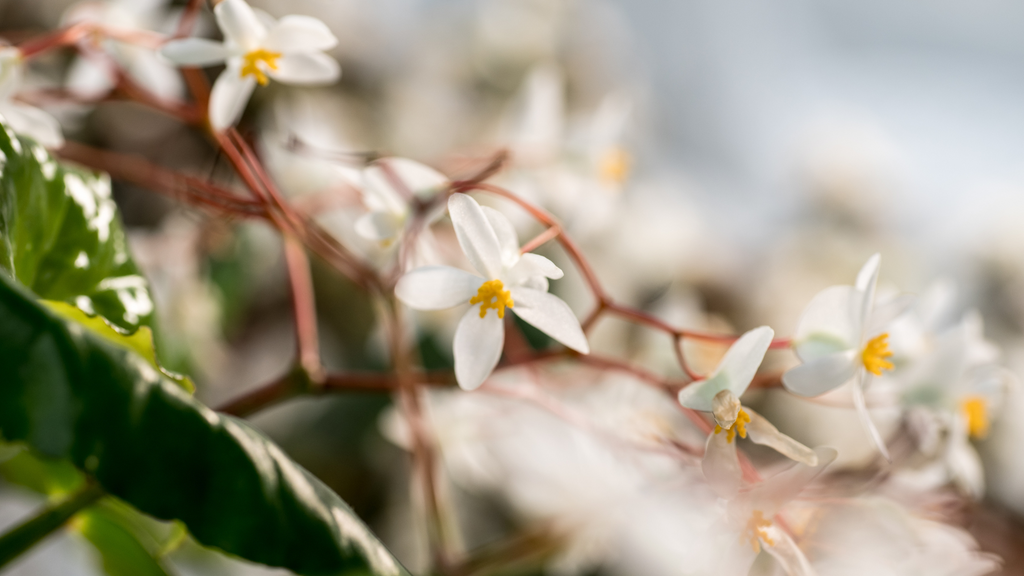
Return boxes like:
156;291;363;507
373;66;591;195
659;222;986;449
395;193;589;390
782;254;909;459
899;312;1006;497
161;0;339;130
678;326;818;473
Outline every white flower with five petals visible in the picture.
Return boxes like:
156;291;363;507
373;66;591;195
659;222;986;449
395;193;589;390
0;48;64;148
677;326;819;488
161;0;340;130
782;254;910;460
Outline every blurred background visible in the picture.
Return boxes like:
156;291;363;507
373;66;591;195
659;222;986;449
4;0;1024;574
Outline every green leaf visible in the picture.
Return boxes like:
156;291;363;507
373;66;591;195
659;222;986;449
0;273;407;576
42;300;194;394
75;505;174;576
0;449;84;497
0;122;153;331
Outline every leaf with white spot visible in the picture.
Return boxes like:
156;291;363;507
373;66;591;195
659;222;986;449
0;118;152;331
0;271;409;576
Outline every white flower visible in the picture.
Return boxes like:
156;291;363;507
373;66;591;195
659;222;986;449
62;0;183;101
782;254;909;460
712;444;837;576
354;158;449;246
899;312;1006;497
161;0;340;130
395;193;589;390
0;48;64;148
677;326;818;472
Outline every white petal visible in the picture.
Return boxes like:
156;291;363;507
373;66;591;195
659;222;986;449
1;103;64;149
856;253;881;333
481;206;520;267
677;326;773;411
366;158;448;210
362;162;409;215
760;525;816;576
852;372;891;461
745;409;818;466
781;350;858;397
507;253;563;285
354;211;402;242
448;193;503;279
208;66;257;131
947;427;985;499
793;285;861;360
856;253;881;293
160;38;231;66
507;286;589;353
65;56;115;99
269;52;340;85
866;292;915;337
214;0;266;51
127;51;185;101
748;447;837;516
264;15;338;52
453;307;504;391
395;266;482;310
703;431;744;499
392;158;449;197
0;48;22;102
252;7;278;31
521;275;548;292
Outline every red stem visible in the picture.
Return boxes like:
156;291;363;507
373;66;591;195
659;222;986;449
519;225;561;255
174;0;207;38
283;237;324;383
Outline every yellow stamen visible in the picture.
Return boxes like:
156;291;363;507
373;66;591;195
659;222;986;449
713;408;751;443
598;147;631;185
960;395;989;439
861;333;894;376
744;510;775;553
469;279;514;319
240;49;282;86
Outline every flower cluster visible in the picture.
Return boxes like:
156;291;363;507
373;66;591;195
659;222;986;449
1;2;1017;576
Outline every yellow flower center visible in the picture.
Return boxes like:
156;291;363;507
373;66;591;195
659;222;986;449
598;147;631;185
744;510;775;553
861;333;894;377
713;408;750;443
960;395;989;439
240;49;282;86
469;279;514;319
